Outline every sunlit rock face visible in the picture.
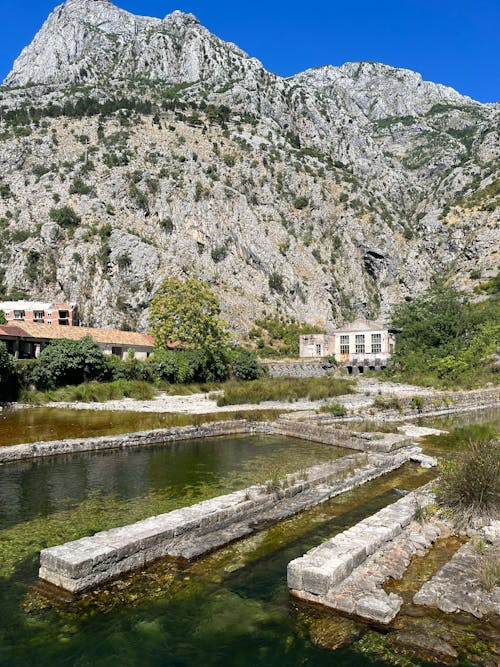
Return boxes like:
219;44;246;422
0;0;498;332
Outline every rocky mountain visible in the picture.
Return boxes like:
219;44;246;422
0;0;498;333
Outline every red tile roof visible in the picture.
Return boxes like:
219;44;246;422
0;322;154;347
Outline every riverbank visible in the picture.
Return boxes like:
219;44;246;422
8;378;499;418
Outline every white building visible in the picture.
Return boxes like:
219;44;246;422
300;318;396;373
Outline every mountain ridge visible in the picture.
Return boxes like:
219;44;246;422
0;0;498;333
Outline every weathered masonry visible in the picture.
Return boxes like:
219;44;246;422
287;484;437;624
38;443;426;594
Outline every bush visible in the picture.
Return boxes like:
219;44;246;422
319;401;347;416
250;315;325;358
29;336;108;389
386;282;500;388
0;344;18;401
435;436;500;528
268;272;284;294
229;348;261;380
105;351;154;382
49;205;81;230
151;348;230;385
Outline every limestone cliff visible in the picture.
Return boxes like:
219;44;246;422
0;0;498;332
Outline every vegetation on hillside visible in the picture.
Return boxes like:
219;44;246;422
386;281;500;388
248;315;325;358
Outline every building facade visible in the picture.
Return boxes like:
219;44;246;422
300;319;396;373
0;323;154;360
0;301;79;326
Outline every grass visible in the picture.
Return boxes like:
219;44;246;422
214;377;354;406
435;436;500;528
372;396;403;411
480;551;500;592
159;382;223;396
20;380;158;404
319;401;348;417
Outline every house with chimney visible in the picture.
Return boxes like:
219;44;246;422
300;318;396;373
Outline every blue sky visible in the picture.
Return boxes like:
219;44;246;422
1;0;498;102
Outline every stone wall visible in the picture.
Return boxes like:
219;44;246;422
374;387;500;417
38;447;418;593
0;419;413;464
262;360;333;378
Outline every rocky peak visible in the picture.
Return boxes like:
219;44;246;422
163;10;201;27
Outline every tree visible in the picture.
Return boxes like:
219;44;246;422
0;344;18;401
0;310;6;325
391;282;471;355
149;278;229;351
30;336;108;389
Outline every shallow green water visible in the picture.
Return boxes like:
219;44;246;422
0;418;498;666
0;408;284;446
0;431;434;667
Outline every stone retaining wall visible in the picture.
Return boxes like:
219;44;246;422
38;447;418;594
0;419;412;464
262;360;332;378
376;387;500;417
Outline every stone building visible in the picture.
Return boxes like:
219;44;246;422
300;318;396;373
0;301;79;326
0;322;154;360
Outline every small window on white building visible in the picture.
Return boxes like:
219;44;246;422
14;310;25;320
355;334;365;354
315;344;322;356
371;333;382;354
340;335;350;355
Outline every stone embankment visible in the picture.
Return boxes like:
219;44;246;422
0;418;418;464
288;484;438;624
413;522;500;618
262;360;333;378
38;444;424;594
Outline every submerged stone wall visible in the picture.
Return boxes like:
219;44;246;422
287;483;436;624
38;446;419;594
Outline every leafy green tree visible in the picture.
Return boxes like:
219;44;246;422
149;278;229;351
229;348;261;380
388;281;500;386
391;282;471;355
0;344;19;401
30;336;108;389
0;310;6;325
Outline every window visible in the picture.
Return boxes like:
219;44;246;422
371;333;381;354
33;311;44;321
340;335;350;355
14;310;25;320
355;334;365;354
112;347;123;357
315;344;322;356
